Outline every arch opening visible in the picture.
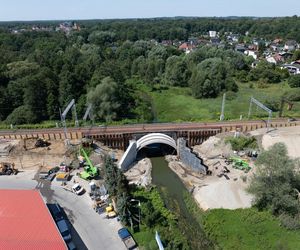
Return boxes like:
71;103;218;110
136;133;177;152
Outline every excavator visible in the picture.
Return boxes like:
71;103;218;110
79;148;99;180
0;162;18;175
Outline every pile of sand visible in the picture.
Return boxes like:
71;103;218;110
251;126;300;158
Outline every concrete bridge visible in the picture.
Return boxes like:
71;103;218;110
118;133;209;172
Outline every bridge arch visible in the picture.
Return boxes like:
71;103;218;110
136;133;177;151
119;133;177;170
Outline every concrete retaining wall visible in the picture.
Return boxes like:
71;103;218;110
177;138;207;174
118;140;137;171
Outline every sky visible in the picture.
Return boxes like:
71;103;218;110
0;0;299;21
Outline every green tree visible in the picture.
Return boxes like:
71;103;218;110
116;192;131;225
5;105;37;124
164;56;190;87
189;58;237;98
87;76;121;122
292;50;300;61
248;143;300;216
88;31;116;46
288;74;300;88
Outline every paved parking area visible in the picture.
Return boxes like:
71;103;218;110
0;171;126;250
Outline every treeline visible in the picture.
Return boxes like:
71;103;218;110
85;16;300;41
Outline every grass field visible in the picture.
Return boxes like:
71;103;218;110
204;208;300;250
147;82;300;122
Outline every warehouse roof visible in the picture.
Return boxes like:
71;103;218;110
0;189;67;250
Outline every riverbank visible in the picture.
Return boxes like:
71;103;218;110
123;158;152;187
166;158;253;210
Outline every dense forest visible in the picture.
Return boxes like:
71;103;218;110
0;16;299;125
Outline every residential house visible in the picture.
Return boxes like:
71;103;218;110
210;37;221;45
178;42;195;54
245;50;258;60
266;53;283;64
284;40;297;51
235;44;246;53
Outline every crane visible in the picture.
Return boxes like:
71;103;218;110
79;148;99;180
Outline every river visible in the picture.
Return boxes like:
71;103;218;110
139;145;213;249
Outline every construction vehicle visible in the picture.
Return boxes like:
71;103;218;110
35;138;50;148
56;172;70;182
106;204;117;218
0;162;18;175
79;148;99;180
228;157;251;173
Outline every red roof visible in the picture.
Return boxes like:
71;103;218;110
0;190;67;250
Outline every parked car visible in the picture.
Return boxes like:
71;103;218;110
67;241;76;250
39;171;49;179
72;184;84;195
57;219;72;242
118;228;137;250
48;203;64;222
48;166;60;174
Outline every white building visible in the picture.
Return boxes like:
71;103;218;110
209;31;217;38
244;50;258;60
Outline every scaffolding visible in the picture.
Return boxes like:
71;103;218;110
60;99;79;143
83;103;94;123
248;97;272;131
220;93;226;121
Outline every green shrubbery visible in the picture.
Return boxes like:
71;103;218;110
203;208;300;250
225;136;257;151
132;187;189;250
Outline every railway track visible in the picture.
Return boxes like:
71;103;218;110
0;118;298;137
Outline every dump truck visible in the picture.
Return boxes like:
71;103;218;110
0;162;18;175
118;228;137;250
79;148;99;180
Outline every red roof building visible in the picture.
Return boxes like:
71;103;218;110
0;189;67;250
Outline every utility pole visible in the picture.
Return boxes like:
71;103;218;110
220;93;226;121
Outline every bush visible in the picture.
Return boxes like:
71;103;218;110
265;98;281;112
225;136;257;151
279;213;300;230
283;89;300;101
225;91;238;100
288;74;300;88
5;105;37;125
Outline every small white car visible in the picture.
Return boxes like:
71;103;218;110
72;184;84;195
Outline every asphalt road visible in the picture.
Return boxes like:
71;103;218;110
0;171;126;250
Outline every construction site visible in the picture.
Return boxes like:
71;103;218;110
1;123;300;250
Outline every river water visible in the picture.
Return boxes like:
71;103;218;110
139;145;213;249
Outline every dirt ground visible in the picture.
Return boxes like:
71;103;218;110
166;152;254;210
0;138;75;170
251;126;300;158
